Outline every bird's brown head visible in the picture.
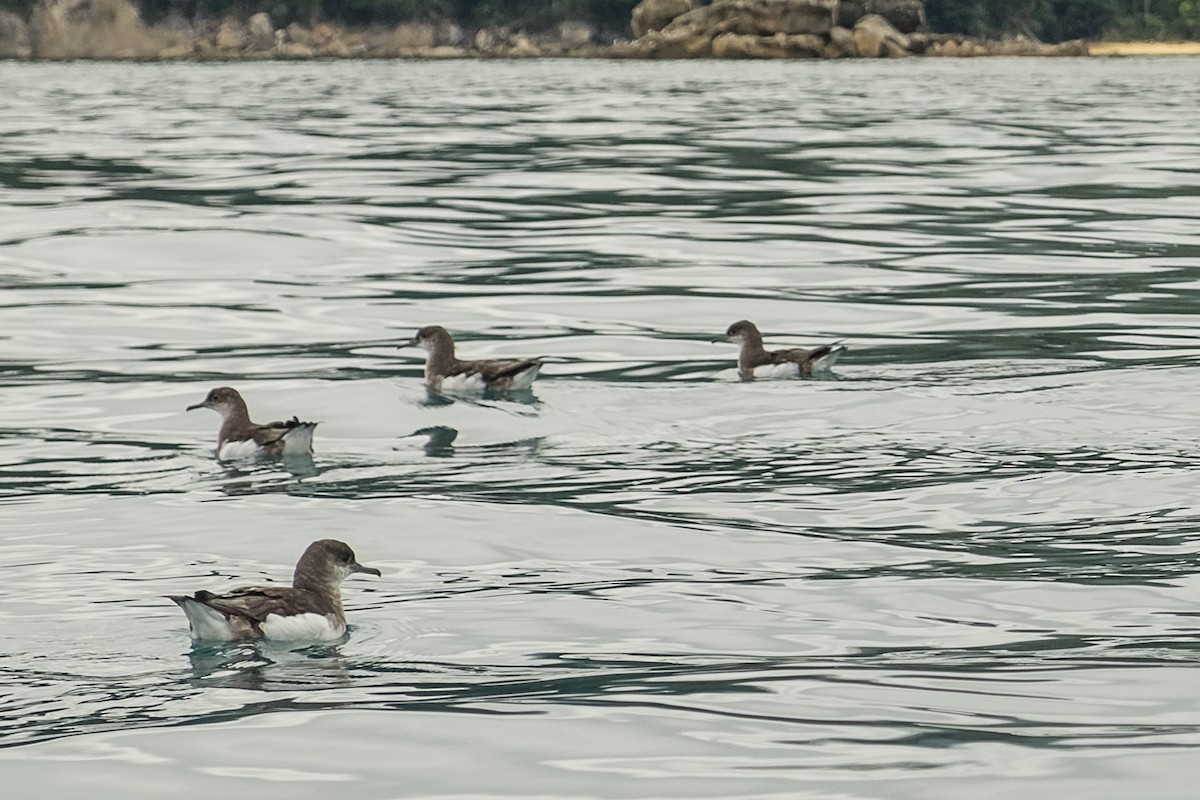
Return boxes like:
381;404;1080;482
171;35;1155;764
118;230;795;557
410;325;454;354
186;386;246;417
713;320;762;344
294;539;382;589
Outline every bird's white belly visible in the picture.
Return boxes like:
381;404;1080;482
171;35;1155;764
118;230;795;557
179;600;344;642
752;362;802;380
260;612;346;641
217;438;261;460
436;372;489;393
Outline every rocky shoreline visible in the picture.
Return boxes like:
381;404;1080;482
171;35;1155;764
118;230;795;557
0;0;1090;61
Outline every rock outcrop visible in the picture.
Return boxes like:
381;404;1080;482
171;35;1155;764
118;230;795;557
630;0;835;57
0;0;1091;60
624;0;1086;59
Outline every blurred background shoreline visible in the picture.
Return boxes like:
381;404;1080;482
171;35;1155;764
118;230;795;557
5;0;1199;61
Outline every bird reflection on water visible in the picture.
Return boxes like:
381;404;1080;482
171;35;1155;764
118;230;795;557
203;454;321;498
402;426;546;461
410;426;459;457
420;385;542;409
186;640;352;691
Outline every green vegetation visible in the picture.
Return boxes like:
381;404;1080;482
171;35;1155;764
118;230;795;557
2;0;1198;41
130;0;640;31
927;0;1200;40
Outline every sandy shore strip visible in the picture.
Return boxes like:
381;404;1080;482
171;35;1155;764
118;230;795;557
1088;41;1200;56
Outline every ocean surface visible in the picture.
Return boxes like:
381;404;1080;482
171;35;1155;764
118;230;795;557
1;57;1198;798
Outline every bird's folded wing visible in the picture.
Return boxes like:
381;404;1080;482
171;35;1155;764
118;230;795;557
473;359;541;381
251;417;306;446
768;347;813;365
198;586;302;623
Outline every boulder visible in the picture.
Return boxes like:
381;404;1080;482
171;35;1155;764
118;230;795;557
709;32;762;57
0;10;31;57
823;24;855;58
285;22;312;45
245;12;273;51
214;18;245;50
905;30;933;53
884;37;910;56
509;32;541;56
852;13;908;57
309;22;338;47
631;0;694;37
838;0;924;33
473;27;497;51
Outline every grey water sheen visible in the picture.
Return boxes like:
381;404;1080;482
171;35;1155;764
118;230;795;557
1;58;1199;799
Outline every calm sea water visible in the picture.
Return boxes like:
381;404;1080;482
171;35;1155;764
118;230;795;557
1;57;1199;798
